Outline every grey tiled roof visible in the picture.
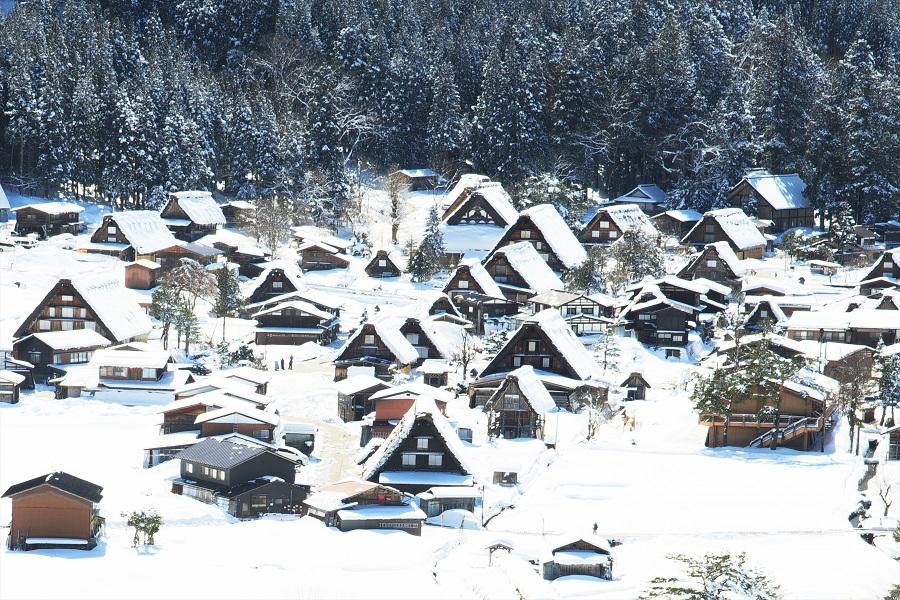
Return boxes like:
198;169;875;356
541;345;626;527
175;438;265;469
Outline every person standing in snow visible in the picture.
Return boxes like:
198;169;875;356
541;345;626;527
289;355;294;370
280;358;285;370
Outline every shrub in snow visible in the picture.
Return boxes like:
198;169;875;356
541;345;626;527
123;510;163;548
639;552;780;600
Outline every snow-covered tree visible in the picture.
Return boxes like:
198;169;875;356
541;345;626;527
212;267;244;342
640;553;780;600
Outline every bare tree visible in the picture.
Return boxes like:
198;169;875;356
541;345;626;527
387;166;408;244
250;196;294;257
452;330;479;381
879;483;893;517
163;258;217;312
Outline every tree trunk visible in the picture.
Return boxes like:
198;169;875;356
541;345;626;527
222;316;227;343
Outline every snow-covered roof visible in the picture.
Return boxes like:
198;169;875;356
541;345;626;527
92;345;171;369
515;204;586;269
197;229;266;257
524;310;600;380
442;174;491;209
624;284;699;316
739;170;809;210
782;368;839;402
24;329;112;351
492;242;564;294
656;209;702;223
252;300;333;321
492;365;556;414
683;241;747;279
614;184;667;205
103;211;178;254
745;299;788;325
128;259;161;270
338;319;420;365
219;366;271;387
419;320;466;359
243;260;304;299
362;398;474;481
334;374;392;395
194;405;279;426
0;183;9;211
290;225;353;251
785;309;900;331
169;191;226;225
684;209;766;251
12;202;84;215
370;381;455;404
0;369;26;385
444;182;519;226
419;359;452;374
337;502;426;521
452;259;505;300
598;204;659;236
71;276;153;342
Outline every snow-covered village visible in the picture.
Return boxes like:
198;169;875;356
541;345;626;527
0;1;899;599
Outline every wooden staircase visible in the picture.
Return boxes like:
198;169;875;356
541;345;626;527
749;407;836;449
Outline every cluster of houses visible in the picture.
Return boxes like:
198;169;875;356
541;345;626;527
1;167;897;586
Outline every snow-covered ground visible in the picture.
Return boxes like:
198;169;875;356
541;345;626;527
0;182;898;599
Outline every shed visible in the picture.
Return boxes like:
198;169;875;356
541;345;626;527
0;369;25;403
620;372;651;401
125;259;162;290
365;250;403;278
542;537;614;581
391;168;440;191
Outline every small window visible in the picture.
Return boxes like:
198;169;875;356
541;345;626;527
61;321;73;331
672;335;684;342
364;334;375;345
406;333;419;344
203;466;209;476
428;454;443;467
402;454;416;466
512;356;522;367
520;230;531;239
591;230;600;238
38;320;51;330
706;260;717;267
534;241;543;250
416;438;429;450
566;307;577;315
599;221;609;228
186;463;193;473
378;259;386;267
527;341;537;352
639;314;651;321
458;280;469;289
503;394;519;410
272;281;283;290
542;357;551;368
61;295;73;302
608;230;618;238
107;226;117;234
759;310;768;318
141;368;156;380
218;470;225;481
47;307;57;317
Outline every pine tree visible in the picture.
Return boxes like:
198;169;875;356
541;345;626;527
173;299;200;354
406;245;433;282
564;245;607;294
828;202;856;253
608;231;664;291
874;342;900;426
212;267;244;342
149;282;180;350
426;66;465;170
691;367;738;447
420;204;445;268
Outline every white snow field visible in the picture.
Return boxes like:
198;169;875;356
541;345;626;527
0;182;897;599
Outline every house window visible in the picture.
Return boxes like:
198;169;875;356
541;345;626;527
61;295;73;302
142;368;156;380
534;241;543;250
566;307;578;315
272;281;283;290
202;466;209;476
458;280;469;289
406;333;420;344
47;307;57;317
84;322;96;331
591;230;600;238
38;320;51;330
608;230;618;238
428;454;443;467
759;310;768;318
706;260;717;267
599;221;609;228
520;230;531;239
512;356;522;367
61;321;74;331
542;357;551;368
527;341;538;352
70;351;89;363
251;495;267;510
503;394;519;409
186;463;193;473
416;437;429;450
639;314;651;321
672;335;684;342
402;454;416;466
364;334;375;345
28;351;41;364
107;226;117;234
378;259;386;267
218;470;225;481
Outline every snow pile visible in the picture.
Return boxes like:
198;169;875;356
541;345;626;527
659;209;702;223
492;242;564;294
515;204;587;269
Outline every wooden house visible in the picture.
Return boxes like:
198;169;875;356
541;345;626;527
84;211;178;261
291;225;353;254
441;182;518;228
579;203;659;245
173;438;306;518
303;479;424;535
194;405;279;442
621;285;697;350
610;184;667;215
873;221;900;249
416;486;480;519
542;537;614;581
282;422;317;455
443;260;520;333
14;277;152;345
333;320;420;380
362;399;475;493
620;372;651;401
479;309;600;381
242;288;341;322
219;200;254;226
743;299;788;331
362;383;453;442
153;242;221;271
12;202;84;237
2;472;104;550
859;249;899;296
217;367;271;395
487;204;586;273
0;369;25;403
124;259;162;290
298;241;350;271
444;259;504;299
390;168;440;191
365;249;403;278
886;425;900;461
727;169;813;232
159;393;268;436
785;309;900;348
243;262;304;304
0;352;34;389
198;229;268;277
483;241;564;302
700;368;839;449
527;290;618;335
678;242;747;288
160;191;226;241
681;208;767;259
652;209;702;238
336;375;393;422
629;275;729;314
440;174;491;212
419;359;452;388
0;182;9;222
483;366;555;439
13;329;111;380
253;300;339;345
